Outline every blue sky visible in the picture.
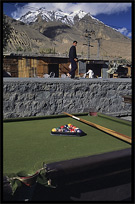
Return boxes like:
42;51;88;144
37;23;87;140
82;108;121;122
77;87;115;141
3;2;132;38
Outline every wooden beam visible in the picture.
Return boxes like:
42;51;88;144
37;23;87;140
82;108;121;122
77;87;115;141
63;112;131;144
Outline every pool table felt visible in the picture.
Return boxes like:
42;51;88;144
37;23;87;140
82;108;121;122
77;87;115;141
3;113;131;175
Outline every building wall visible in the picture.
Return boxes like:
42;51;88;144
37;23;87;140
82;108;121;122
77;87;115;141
18;58;29;77
3;56;131;78
3;56;71;78
59;63;70;77
126;66;131;77
36;59;48;77
3;78;131;119
59;62;78;77
3;57;18;77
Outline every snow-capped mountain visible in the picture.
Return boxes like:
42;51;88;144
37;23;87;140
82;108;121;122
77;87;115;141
18;8;119;32
4;9;131;61
18;7;120;33
19;8;90;25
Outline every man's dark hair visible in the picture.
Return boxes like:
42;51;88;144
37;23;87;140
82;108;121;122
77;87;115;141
73;41;77;44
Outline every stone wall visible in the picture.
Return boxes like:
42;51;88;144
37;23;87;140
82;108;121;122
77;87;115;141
3;78;132;119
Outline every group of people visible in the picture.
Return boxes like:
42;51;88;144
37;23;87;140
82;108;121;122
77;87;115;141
67;41;94;79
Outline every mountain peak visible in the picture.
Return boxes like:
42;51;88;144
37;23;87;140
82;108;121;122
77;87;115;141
18;7;122;36
4;13;131;61
58;9;62;12
38;7;46;11
19;8;88;25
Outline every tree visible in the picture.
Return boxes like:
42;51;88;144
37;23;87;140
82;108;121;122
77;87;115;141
3;14;12;49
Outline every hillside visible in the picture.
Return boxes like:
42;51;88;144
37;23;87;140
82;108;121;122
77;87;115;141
3;9;131;61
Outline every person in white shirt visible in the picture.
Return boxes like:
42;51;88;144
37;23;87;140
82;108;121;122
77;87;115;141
85;69;94;78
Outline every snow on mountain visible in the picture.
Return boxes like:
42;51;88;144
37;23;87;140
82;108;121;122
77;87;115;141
19;8;88;25
19;11;38;24
69;10;87;19
18;7;119;33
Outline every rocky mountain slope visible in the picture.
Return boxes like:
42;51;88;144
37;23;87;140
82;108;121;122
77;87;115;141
4;8;131;61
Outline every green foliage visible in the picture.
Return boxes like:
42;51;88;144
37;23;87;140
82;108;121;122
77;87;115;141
10;178;22;195
3;14;12;49
16;47;23;51
5;169;53;196
63;50;68;56
39;47;56;54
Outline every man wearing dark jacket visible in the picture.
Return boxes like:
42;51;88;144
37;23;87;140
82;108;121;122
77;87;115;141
68;41;78;78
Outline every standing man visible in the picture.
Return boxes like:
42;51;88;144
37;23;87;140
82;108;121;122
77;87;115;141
67;41;78;78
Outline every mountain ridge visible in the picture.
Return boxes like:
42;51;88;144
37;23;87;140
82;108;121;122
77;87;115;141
3;9;131;61
19;8;88;26
18;8;126;35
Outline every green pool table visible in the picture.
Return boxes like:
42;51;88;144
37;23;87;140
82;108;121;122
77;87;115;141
3;112;132;201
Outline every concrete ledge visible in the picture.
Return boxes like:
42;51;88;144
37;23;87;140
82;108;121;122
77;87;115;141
3;77;132;83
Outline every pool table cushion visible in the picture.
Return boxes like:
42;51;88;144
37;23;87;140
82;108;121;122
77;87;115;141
44;148;131;186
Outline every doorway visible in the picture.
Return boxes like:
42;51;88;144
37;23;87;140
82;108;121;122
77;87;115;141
48;64;59;77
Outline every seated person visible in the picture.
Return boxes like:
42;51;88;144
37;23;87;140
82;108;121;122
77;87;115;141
83;69;94;78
